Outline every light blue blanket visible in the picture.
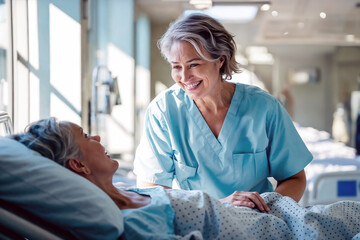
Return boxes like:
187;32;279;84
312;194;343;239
121;187;360;240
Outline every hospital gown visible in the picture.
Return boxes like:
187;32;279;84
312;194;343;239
121;187;360;240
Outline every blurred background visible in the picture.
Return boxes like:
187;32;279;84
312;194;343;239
1;0;360;184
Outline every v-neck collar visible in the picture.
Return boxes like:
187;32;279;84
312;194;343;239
187;83;242;154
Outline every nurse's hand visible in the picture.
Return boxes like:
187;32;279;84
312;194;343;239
220;191;270;212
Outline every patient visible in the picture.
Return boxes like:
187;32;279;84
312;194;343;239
10;118;360;239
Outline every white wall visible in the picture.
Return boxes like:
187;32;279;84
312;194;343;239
268;45;335;132
150;22;174;98
267;46;360;139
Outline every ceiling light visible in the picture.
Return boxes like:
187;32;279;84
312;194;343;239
184;5;258;23
260;4;270;11
189;0;212;9
320;12;326;19
283;31;289;36
271;11;278;17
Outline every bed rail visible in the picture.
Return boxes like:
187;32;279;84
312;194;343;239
309;170;360;205
0;111;12;135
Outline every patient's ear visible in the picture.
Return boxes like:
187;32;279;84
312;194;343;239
67;158;90;175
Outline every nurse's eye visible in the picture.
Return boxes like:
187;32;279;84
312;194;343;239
189;63;199;68
172;65;181;70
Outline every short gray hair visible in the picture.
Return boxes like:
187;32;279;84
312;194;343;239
158;13;240;80
10;117;82;167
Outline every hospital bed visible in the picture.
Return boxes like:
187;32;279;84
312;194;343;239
296;123;360;206
1;112;359;239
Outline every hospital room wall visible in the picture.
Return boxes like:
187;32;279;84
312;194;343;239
134;13;151;148
149;22;174;99
270;46;334;132
261;46;360;137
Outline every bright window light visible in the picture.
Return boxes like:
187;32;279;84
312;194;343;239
184;5;258;23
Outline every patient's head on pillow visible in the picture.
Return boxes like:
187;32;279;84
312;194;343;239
0;118;124;239
9;117;119;187
10;117;81;167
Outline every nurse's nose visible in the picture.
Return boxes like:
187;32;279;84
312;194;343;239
180;68;190;82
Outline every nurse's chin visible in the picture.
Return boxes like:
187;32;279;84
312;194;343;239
186;93;205;101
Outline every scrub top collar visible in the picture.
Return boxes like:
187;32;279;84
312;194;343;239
186;83;242;155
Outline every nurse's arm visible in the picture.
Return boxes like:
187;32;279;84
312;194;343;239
274;169;306;202
136;180;171;189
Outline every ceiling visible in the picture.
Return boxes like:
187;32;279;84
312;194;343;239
136;0;360;51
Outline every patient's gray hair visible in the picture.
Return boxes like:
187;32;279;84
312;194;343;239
10;117;82;167
158;13;240;80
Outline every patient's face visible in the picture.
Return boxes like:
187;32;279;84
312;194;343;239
69;123;119;178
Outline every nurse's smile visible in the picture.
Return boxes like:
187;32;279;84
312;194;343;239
185;81;202;91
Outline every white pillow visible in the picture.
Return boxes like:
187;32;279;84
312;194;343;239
0;137;124;239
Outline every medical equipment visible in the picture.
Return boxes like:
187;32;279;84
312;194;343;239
90;66;121;136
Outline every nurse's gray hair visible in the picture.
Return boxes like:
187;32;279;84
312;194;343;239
158;13;240;80
10;117;82;167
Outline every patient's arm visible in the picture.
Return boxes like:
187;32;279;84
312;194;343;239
275;169;306;202
136;180;171;189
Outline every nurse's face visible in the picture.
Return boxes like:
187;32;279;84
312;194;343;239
169;41;224;100
69;123;119;178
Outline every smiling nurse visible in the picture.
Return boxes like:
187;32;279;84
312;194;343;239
134;13;313;211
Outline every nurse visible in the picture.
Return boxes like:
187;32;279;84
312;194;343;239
134;13;313;211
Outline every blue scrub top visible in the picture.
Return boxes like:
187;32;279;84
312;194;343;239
134;83;313;199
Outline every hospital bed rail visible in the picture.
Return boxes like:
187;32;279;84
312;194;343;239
0;111;12;135
0;200;77;240
305;170;360;205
